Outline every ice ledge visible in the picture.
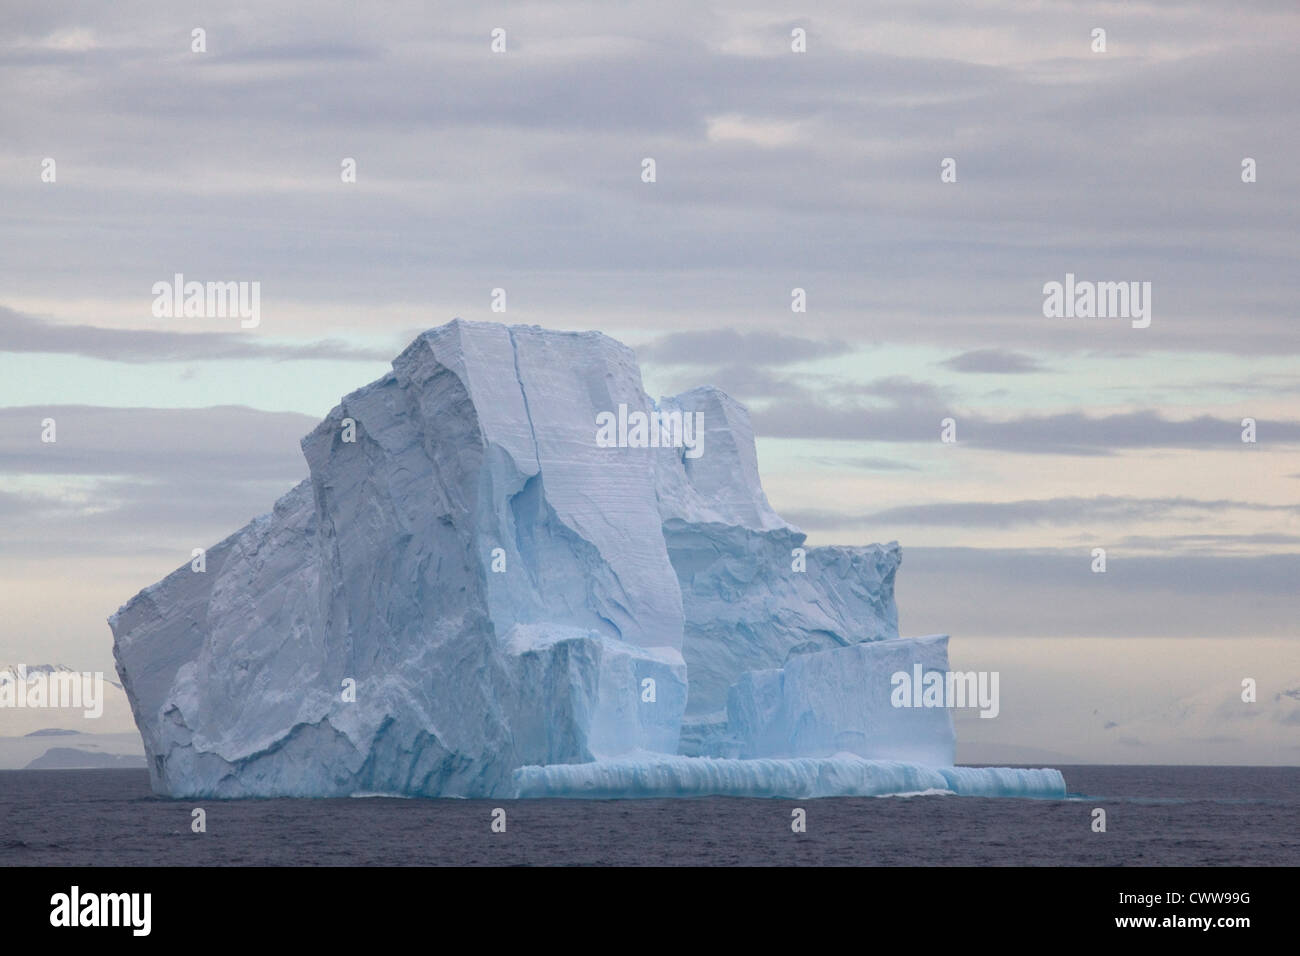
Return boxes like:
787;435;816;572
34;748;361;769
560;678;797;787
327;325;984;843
512;753;1067;799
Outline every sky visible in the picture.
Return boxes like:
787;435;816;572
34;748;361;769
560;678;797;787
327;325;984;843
1;0;1297;764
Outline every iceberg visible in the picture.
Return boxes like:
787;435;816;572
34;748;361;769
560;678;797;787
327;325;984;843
109;319;1064;800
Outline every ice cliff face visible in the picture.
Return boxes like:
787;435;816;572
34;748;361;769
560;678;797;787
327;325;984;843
110;320;1064;800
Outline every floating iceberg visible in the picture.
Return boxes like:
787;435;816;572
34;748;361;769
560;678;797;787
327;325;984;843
110;320;1064;800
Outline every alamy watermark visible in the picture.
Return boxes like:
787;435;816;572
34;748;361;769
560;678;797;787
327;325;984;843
0;665;104;718
890;664;999;718
151;273;260;328
1043;272;1151;328
50;886;150;936
595;403;704;459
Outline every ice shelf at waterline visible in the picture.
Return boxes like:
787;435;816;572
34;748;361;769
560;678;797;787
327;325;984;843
109;319;1064;800
514;755;1065;799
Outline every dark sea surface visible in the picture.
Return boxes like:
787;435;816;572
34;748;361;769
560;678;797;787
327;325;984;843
1;765;1296;866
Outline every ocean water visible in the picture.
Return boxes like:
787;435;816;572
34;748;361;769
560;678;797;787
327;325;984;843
1;765;1296;866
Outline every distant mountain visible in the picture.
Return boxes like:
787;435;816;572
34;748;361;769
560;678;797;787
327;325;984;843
24;747;148;770
0;731;145;771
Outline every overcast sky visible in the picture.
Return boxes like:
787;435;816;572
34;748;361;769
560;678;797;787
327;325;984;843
1;0;1297;763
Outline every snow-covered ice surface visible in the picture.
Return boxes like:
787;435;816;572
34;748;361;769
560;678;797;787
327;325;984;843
110;320;1064;800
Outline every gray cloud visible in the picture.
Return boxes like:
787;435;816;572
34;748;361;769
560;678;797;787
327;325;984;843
1;2;1297;356
753;395;1300;453
894;546;1300;639
657;363;815;403
0;307;391;363
847;376;945;402
0;404;316;560
0;476;298;560
0;404;315;481
942;349;1046;374
798;496;1300;529
959;411;1300;454
1116;533;1300;550
663;363;1297;455
637;329;849;367
810;455;919;472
